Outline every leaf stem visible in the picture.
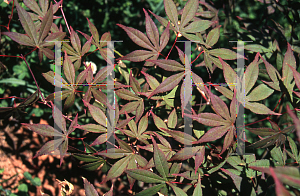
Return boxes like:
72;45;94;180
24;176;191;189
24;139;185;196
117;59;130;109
165;32;179;60
20;54;51;108
53;0;71;35
191;51;204;64
114;49;123;57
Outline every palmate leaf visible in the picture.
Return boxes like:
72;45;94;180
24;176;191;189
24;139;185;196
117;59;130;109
152;0;213;44
216;54;279;115
43;54;86;109
262;43;296;101
247;125;294;148
79;18;111;64
22;107;78;166
2;1;66;61
185;87;237;154
117;9;170;67
24;0;62;22
0;89;39;119
63;27;92;70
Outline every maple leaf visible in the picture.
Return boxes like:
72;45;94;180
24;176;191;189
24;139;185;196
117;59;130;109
215;53;280;115
42;51;89;109
22;105;78;166
62;27;92;71
247;123;295;149
2;1;66;62
185;87;238;155
0;90;39;119
116;9;170;67
78;18;111;66
261;43;296;102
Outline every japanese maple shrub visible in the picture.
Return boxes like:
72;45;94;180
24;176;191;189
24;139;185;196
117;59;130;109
1;0;300;195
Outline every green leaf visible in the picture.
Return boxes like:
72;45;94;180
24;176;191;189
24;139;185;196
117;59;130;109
152;136;169;180
245;102;280;115
246;84;274;102
138;114;148;135
63;51;75;85
114;135;134;153
182;20;211;33
101;155;130;184
150;111;169;135
244;44;271;53
129;70;141;94
77;124;106;133
244;54;259;94
167;108;177;129
31;177;41;186
270;146;285;166
18;184;28;193
287;136;299;163
141;71;160;90
23;172;32;180
126;169;166;183
120;50;157;62
161;128;196;145
180;0;199;28
87;18;100;45
169;183;188;196
72;153;103;163
164;0;179;31
209;49;239;60
81;161;104;171
135;183;166;196
193;181;203;196
220;58;237;91
206;26;220;47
